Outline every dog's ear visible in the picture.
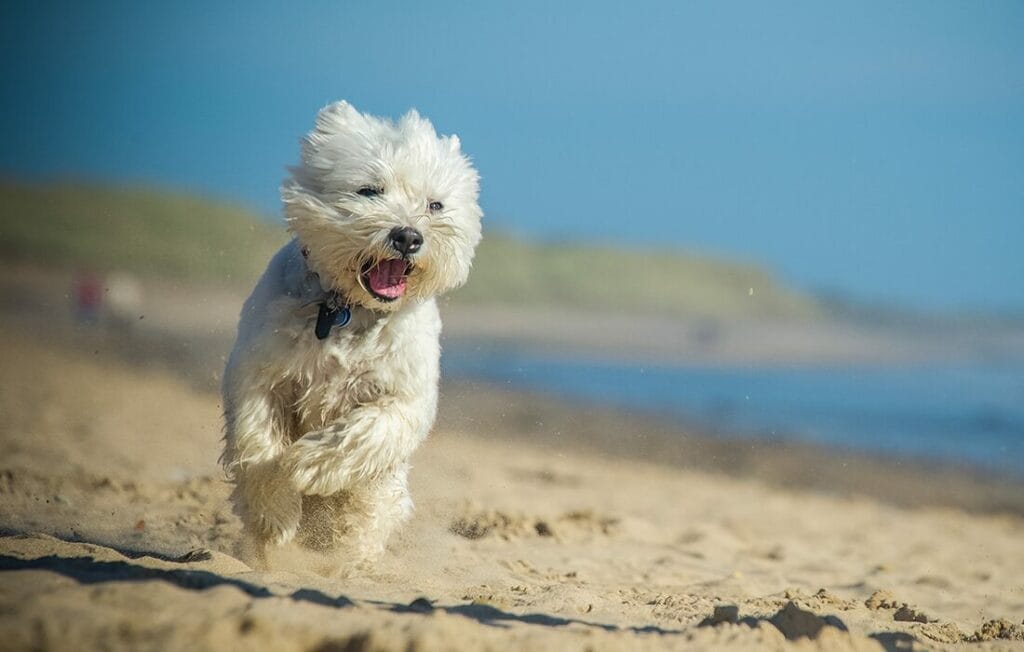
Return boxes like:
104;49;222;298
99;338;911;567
298;101;379;196
313;100;364;135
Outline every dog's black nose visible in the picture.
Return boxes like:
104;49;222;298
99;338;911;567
389;226;423;256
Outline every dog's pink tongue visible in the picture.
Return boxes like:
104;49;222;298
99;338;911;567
367;260;408;299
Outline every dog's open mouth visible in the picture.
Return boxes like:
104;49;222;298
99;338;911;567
360;259;411;302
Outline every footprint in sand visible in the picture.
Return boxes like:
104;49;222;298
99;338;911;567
448;506;619;541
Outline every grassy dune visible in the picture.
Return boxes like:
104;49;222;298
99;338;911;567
460;236;818;319
0;181;287;287
0;181;818;319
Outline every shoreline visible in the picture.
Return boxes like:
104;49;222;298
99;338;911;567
0;263;1021;517
2;303;1021;517
438;378;1024;518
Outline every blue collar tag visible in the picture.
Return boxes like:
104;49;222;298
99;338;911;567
315;302;351;340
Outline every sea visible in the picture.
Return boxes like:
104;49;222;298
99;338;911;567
442;344;1024;478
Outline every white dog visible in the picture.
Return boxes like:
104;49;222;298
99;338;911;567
221;101;482;567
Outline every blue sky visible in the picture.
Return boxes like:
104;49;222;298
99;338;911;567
1;1;1021;312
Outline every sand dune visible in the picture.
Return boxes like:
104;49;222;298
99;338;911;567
1;322;1023;651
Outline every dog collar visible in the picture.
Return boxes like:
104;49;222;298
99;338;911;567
314;291;351;340
299;247;353;340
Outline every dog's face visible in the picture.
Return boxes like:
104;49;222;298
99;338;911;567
282;101;482;311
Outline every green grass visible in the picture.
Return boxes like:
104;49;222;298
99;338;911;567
0;181;818;319
0;180;287;287
458;235;819;319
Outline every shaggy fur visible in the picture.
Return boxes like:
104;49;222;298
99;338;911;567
221;101;482;567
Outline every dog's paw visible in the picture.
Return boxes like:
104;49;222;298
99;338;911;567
237;465;302;545
286;432;353;496
253;499;301;546
254;518;299;547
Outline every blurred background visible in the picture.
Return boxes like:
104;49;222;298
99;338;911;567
1;1;1022;479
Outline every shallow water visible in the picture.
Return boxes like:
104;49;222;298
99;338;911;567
443;344;1024;477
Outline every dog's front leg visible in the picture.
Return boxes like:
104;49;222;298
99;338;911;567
284;398;432;496
223;383;302;549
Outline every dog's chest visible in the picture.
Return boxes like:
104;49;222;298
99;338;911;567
284;318;399;435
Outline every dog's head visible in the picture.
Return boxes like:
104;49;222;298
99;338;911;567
282;101;482;311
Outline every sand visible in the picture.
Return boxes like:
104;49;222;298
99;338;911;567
0;263;1023;651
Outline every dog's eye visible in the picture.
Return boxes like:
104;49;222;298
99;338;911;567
357;186;383;198
428;201;443;212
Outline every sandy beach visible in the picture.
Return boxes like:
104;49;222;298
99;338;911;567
1;275;1023;651
3;1;1022;647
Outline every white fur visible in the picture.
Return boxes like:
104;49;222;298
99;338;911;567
221;101;482;567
